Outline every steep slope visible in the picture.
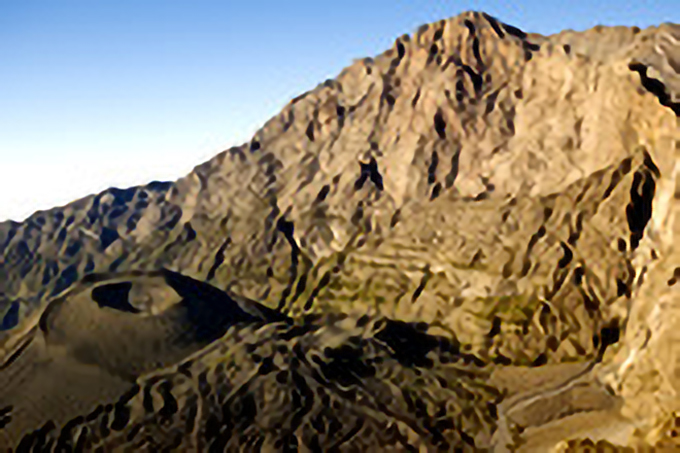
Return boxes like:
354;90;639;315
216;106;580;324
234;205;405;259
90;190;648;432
1;9;679;451
2;12;678;361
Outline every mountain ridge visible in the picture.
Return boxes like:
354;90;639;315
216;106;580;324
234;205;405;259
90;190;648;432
1;10;680;450
2;11;677;327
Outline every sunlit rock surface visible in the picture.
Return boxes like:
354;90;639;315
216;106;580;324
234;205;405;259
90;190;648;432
1;10;679;451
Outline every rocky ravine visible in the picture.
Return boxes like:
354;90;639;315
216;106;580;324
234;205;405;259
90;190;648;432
1;10;679;451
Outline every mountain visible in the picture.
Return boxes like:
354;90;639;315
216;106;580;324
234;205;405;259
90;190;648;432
1;10;679;451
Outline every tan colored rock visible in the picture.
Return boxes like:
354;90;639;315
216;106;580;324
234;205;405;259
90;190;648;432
0;9;679;451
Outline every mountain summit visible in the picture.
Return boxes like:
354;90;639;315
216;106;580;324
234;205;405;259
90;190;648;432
1;11;680;451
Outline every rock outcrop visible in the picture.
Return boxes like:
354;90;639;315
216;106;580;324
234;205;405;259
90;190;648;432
1;10;679;451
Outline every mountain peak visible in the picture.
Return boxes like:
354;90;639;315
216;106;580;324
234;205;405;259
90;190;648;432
2;12;680;450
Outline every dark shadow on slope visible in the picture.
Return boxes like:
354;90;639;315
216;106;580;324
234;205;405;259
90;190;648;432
629;62;680;116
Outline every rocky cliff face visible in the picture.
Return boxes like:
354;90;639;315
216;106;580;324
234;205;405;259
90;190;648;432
1;10;679;451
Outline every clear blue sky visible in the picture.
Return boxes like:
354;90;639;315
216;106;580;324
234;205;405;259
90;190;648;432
0;0;676;221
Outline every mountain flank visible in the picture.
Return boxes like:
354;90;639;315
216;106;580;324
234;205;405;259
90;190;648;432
1;10;680;451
